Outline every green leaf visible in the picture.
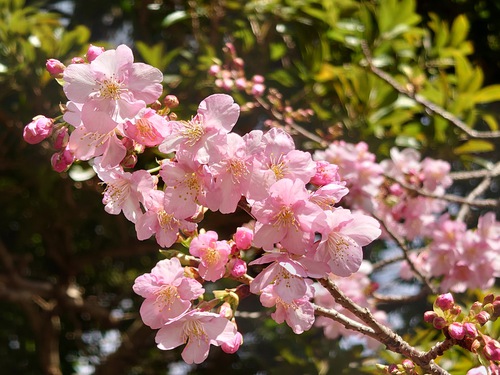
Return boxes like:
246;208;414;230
450;14;469;47
454;140;495;154
473;85;500;104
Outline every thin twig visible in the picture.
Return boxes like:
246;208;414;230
361;42;500;139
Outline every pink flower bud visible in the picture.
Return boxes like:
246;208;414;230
435;293;454;311
86;44;105;62
23;115;54;144
235;77;247;90
234;227;253;250
221;331;243;354
233;57;244;69
476;311;491;325
218;302;233;319
451;305;462;316
484;337;500;361
252;74;265;84
229;258;247;278
208;64;221;75
483;294;495;305
121;154;138;169
423;311;437;323
432;317;447;330
448;322;465;340
471;301;483;314
51;147;74;172
71;57;85;64
163;95;179;108
53;127;69;150
463;322;478;338
251;83;265;97
46;59;65;78
402;359;415;369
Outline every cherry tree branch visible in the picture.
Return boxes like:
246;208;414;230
361;42;500;139
457;161;500;221
317;278;451;375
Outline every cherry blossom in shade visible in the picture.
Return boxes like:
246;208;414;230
63;44;163;133
123;108;170;147
251;178;323;255
132;258;204;329
259;284;315;334
314;208;381;277
189;231;231;282
93;159;156;223
155;310;238;364
208;132;253;213
158;94;240;163
160;153;213;219
135;190;197;248
247;128;316;201
249;251;329;302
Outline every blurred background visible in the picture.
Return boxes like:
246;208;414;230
1;0;499;374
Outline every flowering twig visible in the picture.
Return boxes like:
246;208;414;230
318;278;452;375
361;42;500;139
457;161;500;221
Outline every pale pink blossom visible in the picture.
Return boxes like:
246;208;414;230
93;159;156;223
63;44;163;133
260;284;315;334
123;107;170;147
160;155;212;219
135;190;197;248
189;231;231;281
251;178;323;255
23;115;54;144
133;258;204;329
314;208;381;277
155;310;238;364
159;94;240;163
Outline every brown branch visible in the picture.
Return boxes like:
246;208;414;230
318;277;451;375
361;42;500;139
371;212;437;294
384;173;499;209
313;304;376;336
457;162;500;221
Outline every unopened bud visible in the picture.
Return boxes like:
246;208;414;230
23;115;54;144
448;322;465;340
229;258;247;278
471;301;483;314
51;147;74;172
234;227;253;250
121;154;137;169
483;294;495;305
435;293;454;311
53;126;69;150
423;311;437;324
475;311;491;325
432;317;447;330
463;322;478;338
46;59;65;78
163;95;179;109
71;57;85;64
86;44;105;62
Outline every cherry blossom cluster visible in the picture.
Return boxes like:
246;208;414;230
314;141;500;293
425;293;500;372
24;44;384;363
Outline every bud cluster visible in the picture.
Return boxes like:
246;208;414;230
376;359;417;375
424;293;500;365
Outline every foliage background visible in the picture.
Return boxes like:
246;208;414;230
1;0;499;374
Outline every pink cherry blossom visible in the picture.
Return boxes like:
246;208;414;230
133;258;204;329
155;309;238;364
314;208;381;277
251;178;323;255
260;284;315;334
159;94;240;163
63;44;163;133
189;231;231;281
123;107;170;147
93;159;156;223
135;190;197;248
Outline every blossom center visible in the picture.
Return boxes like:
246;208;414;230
158;210;177;229
182;319;208;343
273;206;297;229
103;178;130;207
136;118;156;140
155;285;179;311
203;247;220;266
99;78;123;100
181;119;205;146
269;154;286;180
228;159;248;183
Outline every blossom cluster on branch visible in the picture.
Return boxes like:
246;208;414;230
23;43;500;373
